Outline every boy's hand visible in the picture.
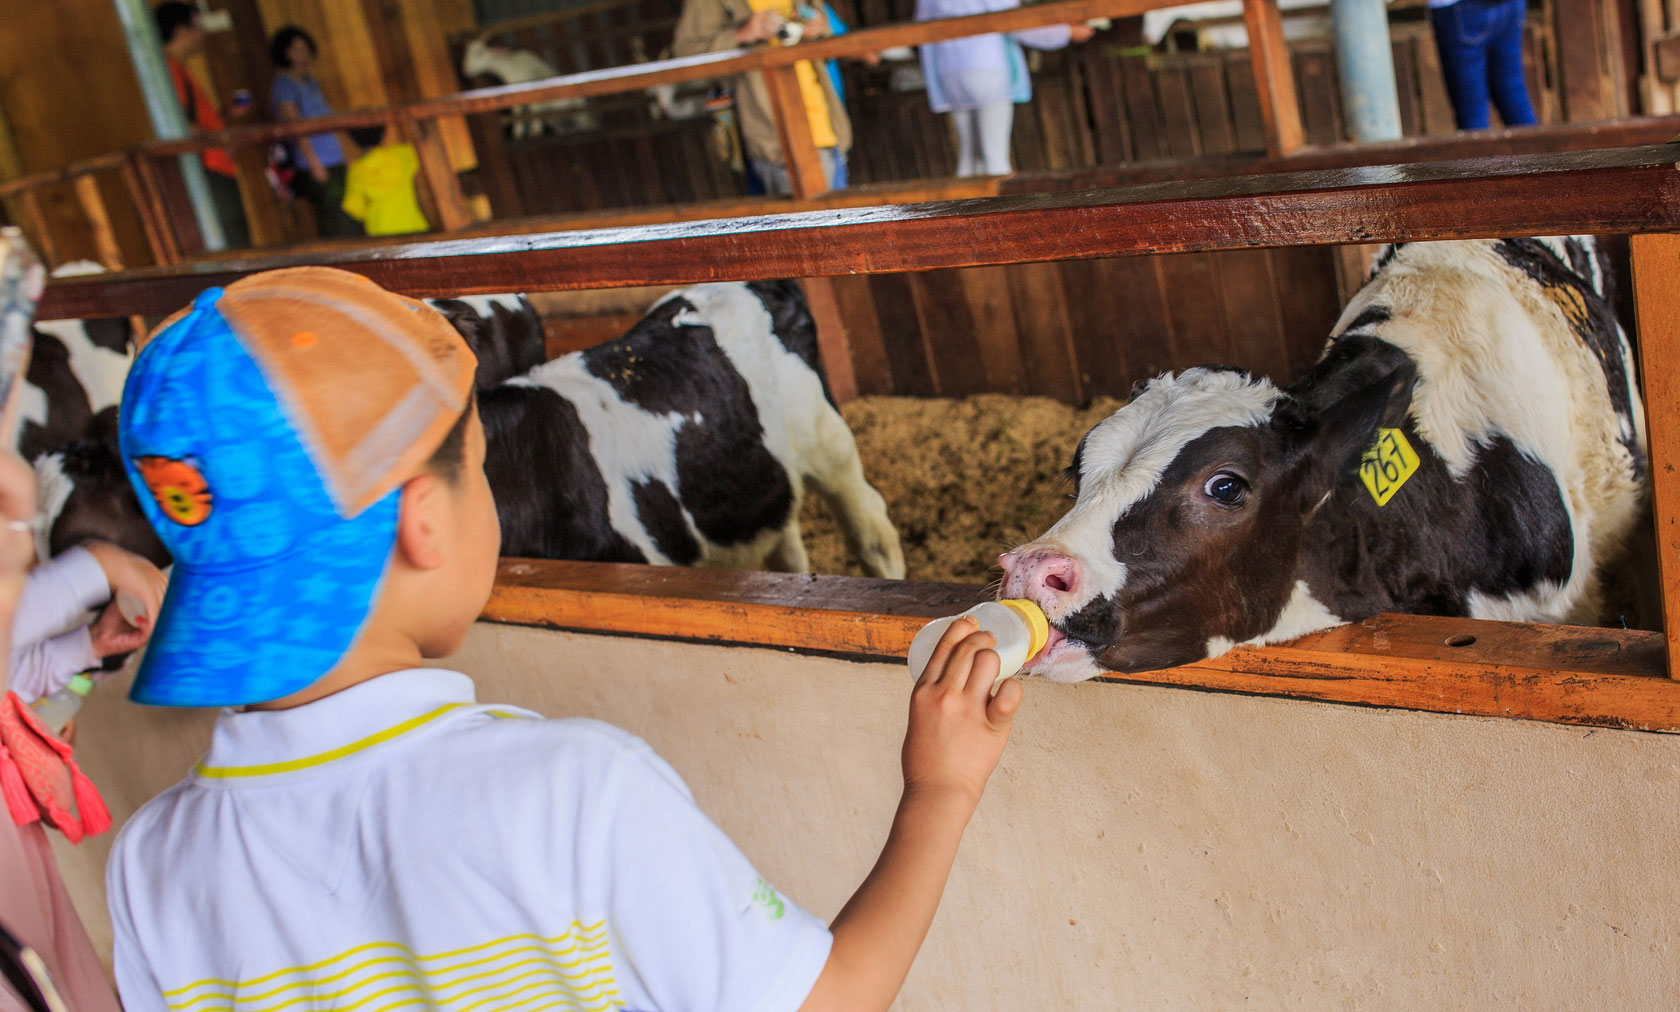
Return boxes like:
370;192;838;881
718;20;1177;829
83;541;167;628
902;617;1022;807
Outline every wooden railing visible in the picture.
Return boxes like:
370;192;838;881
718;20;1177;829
36;145;1680;731
1;0;1302;268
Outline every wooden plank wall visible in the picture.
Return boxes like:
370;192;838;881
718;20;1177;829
0;0;157;266
848;19;1557;183
828;246;1342;403
456;10;1540;406
466;14;1560;212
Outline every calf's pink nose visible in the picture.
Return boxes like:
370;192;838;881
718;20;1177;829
999;547;1081;599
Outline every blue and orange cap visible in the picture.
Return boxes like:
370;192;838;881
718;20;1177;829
119;267;476;707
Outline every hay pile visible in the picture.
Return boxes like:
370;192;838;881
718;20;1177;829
801;394;1124;584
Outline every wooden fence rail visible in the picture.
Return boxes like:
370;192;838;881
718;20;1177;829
37;144;1680;724
2;0;1301;268
38;144;1680;318
33;145;1680;728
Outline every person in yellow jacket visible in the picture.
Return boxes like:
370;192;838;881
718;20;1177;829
341;126;430;236
672;0;852;195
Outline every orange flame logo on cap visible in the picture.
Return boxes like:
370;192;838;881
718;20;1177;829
136;456;213;526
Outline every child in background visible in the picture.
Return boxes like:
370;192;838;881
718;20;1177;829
105;267;1022;1012
915;0;1093;177
341;125;430;236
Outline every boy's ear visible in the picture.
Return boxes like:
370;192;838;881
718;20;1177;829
395;473;448;571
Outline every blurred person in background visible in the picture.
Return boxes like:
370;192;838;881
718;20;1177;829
156;1;251;248
1429;0;1537;130
269;26;360;238
915;0;1092;177
673;0;852;195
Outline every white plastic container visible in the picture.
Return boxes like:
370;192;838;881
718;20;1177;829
907;600;1050;693
30;673;93;735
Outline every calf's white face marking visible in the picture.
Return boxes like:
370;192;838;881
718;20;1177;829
1007;369;1281;680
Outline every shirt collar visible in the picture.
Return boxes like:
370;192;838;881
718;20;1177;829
197;669;476;781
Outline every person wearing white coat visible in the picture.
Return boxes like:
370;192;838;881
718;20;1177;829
915;0;1092;177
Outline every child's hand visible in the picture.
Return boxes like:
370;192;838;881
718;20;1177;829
901;617;1022;807
88;599;152;659
83;541;167;628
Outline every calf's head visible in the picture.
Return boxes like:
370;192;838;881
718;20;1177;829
1003;348;1414;679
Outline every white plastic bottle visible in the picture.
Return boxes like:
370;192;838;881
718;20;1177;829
907;600;1050;694
31;673;93;735
117;591;147;628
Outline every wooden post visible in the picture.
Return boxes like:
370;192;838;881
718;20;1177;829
1631;232;1680;679
17;189;58;268
408;118;474;232
72;175;124;271
231;142;288;249
1242;0;1304;156
801;277;857;403
762;64;829;200
1552;0;1628;122
122;153;181;265
463;110;522;218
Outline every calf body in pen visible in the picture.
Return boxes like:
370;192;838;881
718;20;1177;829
1003;238;1648;678
465;281;905;577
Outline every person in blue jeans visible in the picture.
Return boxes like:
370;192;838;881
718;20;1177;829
1429;0;1538;130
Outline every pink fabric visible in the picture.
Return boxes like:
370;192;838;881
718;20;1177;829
0;818;120;1012
0;693;110;844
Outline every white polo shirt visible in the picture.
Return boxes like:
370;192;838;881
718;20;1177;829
106;669;832;1012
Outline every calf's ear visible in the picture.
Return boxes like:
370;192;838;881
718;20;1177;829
1280;353;1416;488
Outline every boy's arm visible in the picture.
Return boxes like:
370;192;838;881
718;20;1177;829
800;620;1021;1012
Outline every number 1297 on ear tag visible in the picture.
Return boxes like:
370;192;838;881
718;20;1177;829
1359;427;1420;506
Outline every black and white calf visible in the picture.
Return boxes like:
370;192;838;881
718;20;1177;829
473;280;905;576
27;281;904;579
1002;238;1647;678
17;262;134;462
425;293;547;390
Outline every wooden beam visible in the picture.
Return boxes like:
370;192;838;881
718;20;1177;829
16;189;57;268
71;175;123;270
407;118;473;232
38;145;1680;320
1554;0;1628;121
136;0;1189;159
1631;231;1680;680
801;276;858;402
1241;0;1303;156
119;154;179;266
762;64;829;200
480;560;1680;732
61;116;1666;275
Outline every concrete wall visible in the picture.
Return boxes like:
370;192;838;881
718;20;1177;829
56;621;1680;1009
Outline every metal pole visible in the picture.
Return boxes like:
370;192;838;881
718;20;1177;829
111;0;227;251
1330;0;1403;142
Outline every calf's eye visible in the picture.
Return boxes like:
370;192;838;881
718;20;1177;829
1203;472;1248;506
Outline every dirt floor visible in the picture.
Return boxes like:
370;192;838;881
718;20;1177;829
801;394;1124;585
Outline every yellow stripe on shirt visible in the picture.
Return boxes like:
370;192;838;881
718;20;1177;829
192;704;467;780
162;925;623;1012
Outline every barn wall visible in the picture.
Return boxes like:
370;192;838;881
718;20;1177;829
51;623;1680;1008
0;0;154;265
834;247;1344;403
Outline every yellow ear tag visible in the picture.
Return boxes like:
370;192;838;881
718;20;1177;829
1359;427;1420;506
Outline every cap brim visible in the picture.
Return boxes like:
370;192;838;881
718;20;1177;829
128;493;399;708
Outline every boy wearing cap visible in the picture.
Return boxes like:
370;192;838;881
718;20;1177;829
105;267;1022;1012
